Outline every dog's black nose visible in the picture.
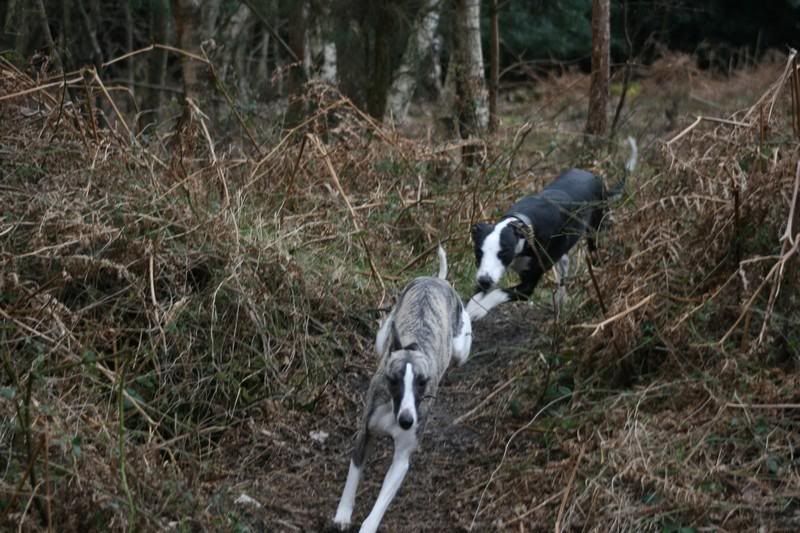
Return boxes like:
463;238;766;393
477;276;493;291
398;412;414;430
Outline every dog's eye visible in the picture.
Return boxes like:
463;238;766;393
414;376;429;388
386;374;401;387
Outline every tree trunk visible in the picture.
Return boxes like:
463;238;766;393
124;0;135;109
76;0;103;65
144;0;168;122
172;0;205;100
256;29;270;93
384;0;441;125
306;4;337;85
437;51;459;139
454;0;488;136
204;0;220;38
585;0;610;137
284;0;307;129
33;0;62;71
6;0;32;59
273;14;284;97
319;39;337;84
3;0;18;49
60;0;70;58
365;2;393;120
488;0;499;133
449;0;488;169
610;0;632;136
234;25;254;100
220;4;253;99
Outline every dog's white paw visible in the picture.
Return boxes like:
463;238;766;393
333;519;351;531
466;294;488;321
358;518;379;533
333;509;352;531
467;289;510;320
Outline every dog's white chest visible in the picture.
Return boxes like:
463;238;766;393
368;402;402;438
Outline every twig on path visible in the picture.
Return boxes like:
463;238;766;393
452;375;517;426
726;402;800;410
574;293;655;336
584;252;607;316
469;391;572;531
554;443;586;533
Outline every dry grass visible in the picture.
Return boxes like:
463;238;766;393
1;48;798;532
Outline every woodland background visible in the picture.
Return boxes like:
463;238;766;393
2;1;800;531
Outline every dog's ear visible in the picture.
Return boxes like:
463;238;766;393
471;222;492;244
391;334;403;352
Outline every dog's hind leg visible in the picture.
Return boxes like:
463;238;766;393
334;428;373;530
452;308;472;366
359;430;418;533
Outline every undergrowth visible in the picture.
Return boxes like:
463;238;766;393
1;49;799;531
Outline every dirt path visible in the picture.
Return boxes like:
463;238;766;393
228;300;558;532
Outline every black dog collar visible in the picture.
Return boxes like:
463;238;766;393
506;212;536;249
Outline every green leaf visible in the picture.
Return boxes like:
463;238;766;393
767;457;780;475
123;387;145;409
0;386;16;400
82;350;97;368
72;436;82;458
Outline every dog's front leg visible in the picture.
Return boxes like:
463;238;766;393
553;255;570;315
359;430;417;533
334;429;373;530
466;281;534;320
467;267;544;320
466;288;512;320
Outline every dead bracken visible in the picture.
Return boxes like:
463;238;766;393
1;47;799;532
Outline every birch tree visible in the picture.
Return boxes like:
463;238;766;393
306;1;337;85
453;0;489;137
440;0;487;164
488;0;499;132
384;0;442;125
585;0;610;136
220;3;255;99
284;0;307;128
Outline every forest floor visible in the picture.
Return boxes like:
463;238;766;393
2;51;799;533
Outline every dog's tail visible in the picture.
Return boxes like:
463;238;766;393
625;136;638;174
436;244;448;280
608;136;637;200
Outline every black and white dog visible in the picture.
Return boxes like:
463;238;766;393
333;246;472;533
466;137;637;320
